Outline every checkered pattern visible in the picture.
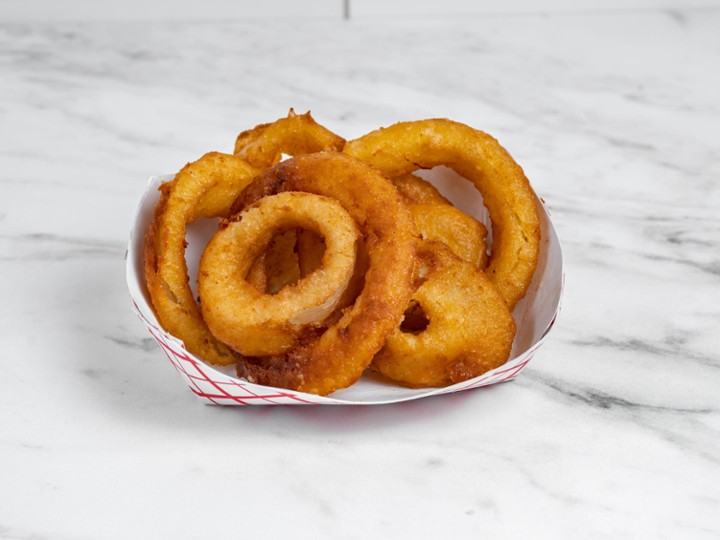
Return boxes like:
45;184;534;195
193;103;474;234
133;302;321;405
127;173;562;405
131;300;554;406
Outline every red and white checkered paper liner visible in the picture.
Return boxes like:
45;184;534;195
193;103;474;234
126;167;563;405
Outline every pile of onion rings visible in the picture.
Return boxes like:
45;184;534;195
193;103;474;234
144;111;540;396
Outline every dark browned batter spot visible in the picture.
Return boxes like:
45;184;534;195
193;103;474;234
337;325;350;339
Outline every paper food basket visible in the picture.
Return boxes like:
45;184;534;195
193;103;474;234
126;166;564;405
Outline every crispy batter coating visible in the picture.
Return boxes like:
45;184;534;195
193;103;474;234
296;230;369;313
199;192;360;357
144;152;258;365
237;110;346;290
144;115;541;395
344;118;540;309
232;153;417;395
144;113;349;369
393;173;449;205
234;109;346;168
394;174;488;268
296;230;325;277
373;241;516;387
245;230;301;294
408;202;488;269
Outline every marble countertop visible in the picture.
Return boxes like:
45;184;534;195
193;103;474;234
1;7;719;539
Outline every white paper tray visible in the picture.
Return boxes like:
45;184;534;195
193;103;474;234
126;166;563;405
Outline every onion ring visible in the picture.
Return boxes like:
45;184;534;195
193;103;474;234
296;230;369;313
234;109;345;168
408;202;488;269
144;152;258;365
199;191;360;357
245;230;301;294
344;118;540;309
237;110;346;292
393;173;449;205
231;152;417;395
373;241;516;387
394;174;488;268
296;230;325;277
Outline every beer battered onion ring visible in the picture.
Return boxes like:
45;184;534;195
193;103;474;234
144;152;258;365
229;152;417;396
296;228;369;313
199;192;360;357
145;113;345;365
236;110;346;293
373;241;516;388
234;109;345;168
408;203;488;269
393;173;449;205
344;119;540;309
245;230;300;294
394;174;489;268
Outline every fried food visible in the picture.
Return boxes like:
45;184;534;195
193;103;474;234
394;174;488;268
234;109;345;168
296;229;369;312
408;202;488;269
245;230;301;294
373;241;516;387
393;173;449;205
144;152;258;365
143;114;543;396
237;110;346;293
344;118;540;309
199;192;360;357
296;230;325;277
230;152;417;395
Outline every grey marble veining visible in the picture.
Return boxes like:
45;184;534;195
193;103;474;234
1;8;719;539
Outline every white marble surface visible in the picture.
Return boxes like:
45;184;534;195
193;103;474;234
1;7;719;539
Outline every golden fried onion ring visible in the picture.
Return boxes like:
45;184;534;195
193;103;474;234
245;230;301;294
373;241;516;387
345;119;540;309
393;173;449;205
408;202;488;269
237;110;346;292
394;174;488;268
295;229;369;315
146;113;346;366
231;152;417;395
234;109;345;168
144;152;258;365
199;192;360;357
